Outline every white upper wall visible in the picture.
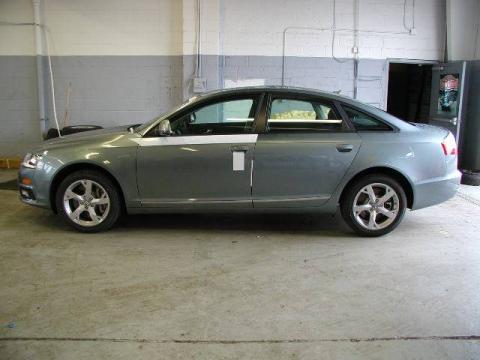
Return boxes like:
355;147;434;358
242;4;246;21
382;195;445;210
183;0;221;56
44;0;182;55
43;0;183;56
222;0;446;60
1;0;446;60
0;0;183;56
0;0;36;55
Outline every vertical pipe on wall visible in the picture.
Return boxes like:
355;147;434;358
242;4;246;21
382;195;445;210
353;0;359;99
218;0;225;89
196;0;202;77
32;0;47;137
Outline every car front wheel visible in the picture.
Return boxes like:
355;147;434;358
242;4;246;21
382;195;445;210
341;174;407;237
56;170;121;232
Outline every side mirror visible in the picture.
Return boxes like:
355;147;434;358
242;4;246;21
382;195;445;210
157;119;172;136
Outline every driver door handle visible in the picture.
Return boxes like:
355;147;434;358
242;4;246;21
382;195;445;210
231;145;249;152
336;144;354;153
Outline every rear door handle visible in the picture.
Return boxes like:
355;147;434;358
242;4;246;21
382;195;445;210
336;144;354;153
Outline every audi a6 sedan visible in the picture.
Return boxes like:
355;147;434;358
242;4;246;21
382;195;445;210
18;86;461;236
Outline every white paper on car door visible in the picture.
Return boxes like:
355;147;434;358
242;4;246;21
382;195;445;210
232;151;245;171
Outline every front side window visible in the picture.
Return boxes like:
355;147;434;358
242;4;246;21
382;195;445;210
169;98;257;136
343;106;392;131
267;98;343;132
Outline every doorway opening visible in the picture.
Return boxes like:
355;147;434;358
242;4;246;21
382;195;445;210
387;62;433;124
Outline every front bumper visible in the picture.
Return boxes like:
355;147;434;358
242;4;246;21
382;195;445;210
18;167;51;209
411;170;462;210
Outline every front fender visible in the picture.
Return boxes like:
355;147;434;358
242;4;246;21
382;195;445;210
30;139;140;210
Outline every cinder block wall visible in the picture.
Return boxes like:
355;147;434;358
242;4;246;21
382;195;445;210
0;0;446;156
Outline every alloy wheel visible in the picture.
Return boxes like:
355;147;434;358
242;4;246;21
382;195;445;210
63;179;110;227
352;183;400;230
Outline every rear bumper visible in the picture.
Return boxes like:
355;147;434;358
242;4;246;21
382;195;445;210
411;170;461;210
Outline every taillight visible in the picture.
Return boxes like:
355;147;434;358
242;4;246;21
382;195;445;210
441;132;457;155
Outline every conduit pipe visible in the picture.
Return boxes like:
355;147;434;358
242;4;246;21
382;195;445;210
281;26;411;86
32;0;61;138
353;0;359;99
0;18;60;137
195;0;202;77
32;0;47;137
281;0;416;98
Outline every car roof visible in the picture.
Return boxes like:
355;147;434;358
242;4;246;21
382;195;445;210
192;86;350;102
189;86;383;114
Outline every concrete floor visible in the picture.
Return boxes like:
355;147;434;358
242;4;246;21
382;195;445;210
0;169;479;359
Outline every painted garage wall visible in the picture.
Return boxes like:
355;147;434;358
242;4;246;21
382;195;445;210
446;0;480;61
0;56;39;157
220;0;445;59
1;0;446;156
42;56;183;129
0;0;185;156
0;0;40;157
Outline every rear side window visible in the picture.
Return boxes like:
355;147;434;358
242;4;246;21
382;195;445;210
267;98;343;132
343;106;392;131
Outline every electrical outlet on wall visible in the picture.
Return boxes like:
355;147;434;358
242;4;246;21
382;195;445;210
193;77;207;93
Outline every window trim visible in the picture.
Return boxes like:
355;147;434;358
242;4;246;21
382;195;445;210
262;93;353;134
144;92;265;138
338;103;398;132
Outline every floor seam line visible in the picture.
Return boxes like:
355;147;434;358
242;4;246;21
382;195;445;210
1;335;479;344
457;192;480;207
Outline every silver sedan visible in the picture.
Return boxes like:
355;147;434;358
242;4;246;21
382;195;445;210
18;87;461;236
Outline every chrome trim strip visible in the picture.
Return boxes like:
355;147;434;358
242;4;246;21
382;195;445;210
225;118;254;122
132;134;258;147
141;199;252;205
141;195;330;206
268;119;342;123
253;195;330;203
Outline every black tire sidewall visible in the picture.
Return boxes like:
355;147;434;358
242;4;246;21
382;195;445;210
55;170;121;233
341;174;407;237
461;172;480;186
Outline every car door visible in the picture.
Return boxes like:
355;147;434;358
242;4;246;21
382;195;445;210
135;94;263;209
252;94;362;208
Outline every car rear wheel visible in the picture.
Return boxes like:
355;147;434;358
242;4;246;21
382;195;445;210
56;170;121;232
341;174;407;237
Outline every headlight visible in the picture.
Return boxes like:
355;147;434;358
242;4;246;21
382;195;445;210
22;153;42;169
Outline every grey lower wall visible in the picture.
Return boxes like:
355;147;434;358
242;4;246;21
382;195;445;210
44;56;184;131
0;56;41;157
1;55;184;157
0;55;388;156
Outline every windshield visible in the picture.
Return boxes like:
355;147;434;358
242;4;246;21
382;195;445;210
134;96;200;134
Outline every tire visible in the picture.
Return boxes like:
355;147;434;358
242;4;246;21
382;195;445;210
56;170;121;232
45;128;60;140
461;171;480;186
341;174;407;237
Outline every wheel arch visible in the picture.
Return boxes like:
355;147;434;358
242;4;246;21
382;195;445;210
49;162;126;213
339;166;414;209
